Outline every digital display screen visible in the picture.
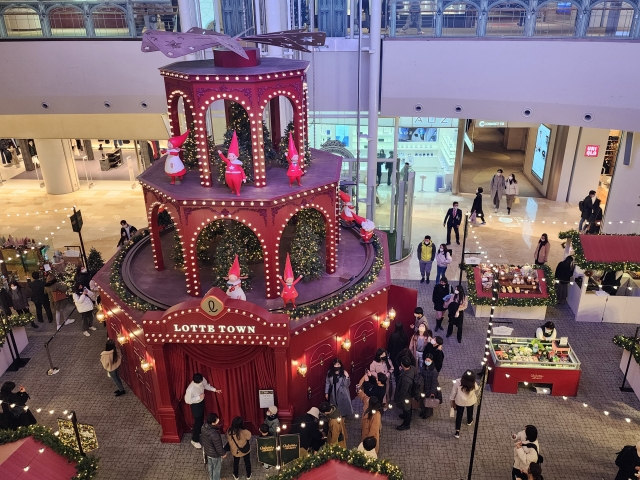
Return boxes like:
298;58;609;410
398;127;438;142
531;124;551;183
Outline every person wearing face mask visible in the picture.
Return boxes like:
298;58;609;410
471;187;486;225
419;353;440;419
534;233;551;266
72;283;98;337
433;276;452;331
505;174;519;215
369;348;393;403
579;190;596;232
435;244;452;285
9;281;38;329
417;235;436;283
446;285;468;343
76;266;91;289
410;307;428;333
325;359;353;417
535;321;557;341
554;256;574;304
490;168;506;213
443;201;462;246
409;325;431;370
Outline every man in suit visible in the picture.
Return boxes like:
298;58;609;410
579;190;596;232
117;220;138;247
443;201;462;246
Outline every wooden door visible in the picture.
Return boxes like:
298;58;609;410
304;337;336;408
349;317;377;394
131;336;157;415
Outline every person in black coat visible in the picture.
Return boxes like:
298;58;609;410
419;353;440;419
443;201;463;245
28;271;53;323
394;347;416;376
0;287;12;317
615;442;640;480
290;408;325;455
579;190;596;232
0;382;37;430
471;187;486;225
433;277;452;331
117;220;138;247
394;356;418;431
387;321;409;381
586;198;603;234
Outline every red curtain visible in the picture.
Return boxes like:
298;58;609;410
166;344;275;434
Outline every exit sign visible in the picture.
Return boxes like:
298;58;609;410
585;145;600;157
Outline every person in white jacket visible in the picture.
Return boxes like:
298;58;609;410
72;284;97;337
435;244;452;284
512;425;540;480
450;370;479;439
505;174;519;215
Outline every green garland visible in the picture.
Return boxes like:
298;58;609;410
0;424;98;479
268;444;403;480
0;312;35;347
465;264;557;307
559;230;640;272
109;229;159;312
613;335;640;365
286;235;384;319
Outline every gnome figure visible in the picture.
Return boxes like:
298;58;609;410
286;133;304;186
277;253;303;308
225;254;248;301
339;191;356;225
353;214;375;243
163;130;190;185
217;131;247;196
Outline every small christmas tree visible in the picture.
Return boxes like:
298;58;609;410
171;232;184;269
276;122;312;169
195;220;225;264
182;123;199;170
290;212;325;282
63;263;79;291
87;247;104;275
216;103;254;183
212;223;252;291
157;209;173;229
262;121;277;167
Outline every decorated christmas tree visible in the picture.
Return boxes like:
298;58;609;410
171;232;184;269
62;263;78;291
262;121;277;168
212;223;252;291
182;122;199;170
216;102;254;183
276;122;312;168
290;211;325;281
195;220;225;264
87;247;104;275
157;209;173;229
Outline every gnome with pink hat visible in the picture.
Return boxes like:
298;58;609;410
286;133;304;186
217;131;247;196
224;254;248;301
277;253;303;308
339;190;356;225
163;130;190;185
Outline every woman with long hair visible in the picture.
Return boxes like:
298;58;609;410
533;233;550;266
227;416;252;479
100;339;126;396
554;255;575;304
360;396;382;454
387;321;408;382
369;348;393;403
587;198;603;234
446;285;468;343
433;276;452;331
450;370;479;439
505;174;519;215
409;325;431;370
435;244;452;284
324;358;353;416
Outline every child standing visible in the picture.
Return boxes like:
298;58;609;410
264;406;280;435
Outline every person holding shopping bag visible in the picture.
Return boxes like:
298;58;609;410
450;370;479;439
505;174;519;215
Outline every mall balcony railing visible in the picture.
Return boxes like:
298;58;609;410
387;0;640;39
0;0;178;39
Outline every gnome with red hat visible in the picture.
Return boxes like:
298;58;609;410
352;213;375;243
339;190;356;225
277;253;303;308
225;254;248;301
217;131;247;196
286;133;304;186
163;130;190;185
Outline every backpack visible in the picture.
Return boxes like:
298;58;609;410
410;370;424;399
578;200;584;212
523;443;544;465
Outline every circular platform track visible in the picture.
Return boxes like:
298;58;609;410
123;226;380;314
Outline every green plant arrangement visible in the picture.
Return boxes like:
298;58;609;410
613;335;640;365
109;229;159;312
465;264;557;307
268;444;403;480
0;312;35;347
286;235;384;319
559;230;640;272
0;424;98;479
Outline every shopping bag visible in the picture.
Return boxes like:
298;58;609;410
469;212;477;224
449;407;455;418
423;397;440;408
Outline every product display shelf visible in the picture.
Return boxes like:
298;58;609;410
440;135;456;167
487;336;582;396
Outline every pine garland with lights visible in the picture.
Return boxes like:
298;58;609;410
182;122;199;170
0;312;35;347
86;248;104;276
268;444;403;480
0;424;98;479
290;210;325;282
212;223;253;291
559;230;640;272
465;264;557;307
286;233;384;318
62;263;79;292
109;229;159;312
275;122;312;169
614;334;640;365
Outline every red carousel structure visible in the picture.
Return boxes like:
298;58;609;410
93;30;417;442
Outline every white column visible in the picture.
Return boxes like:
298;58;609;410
35;139;80;195
177;0;197;31
366;0;382;220
265;0;286;57
565;127;610;205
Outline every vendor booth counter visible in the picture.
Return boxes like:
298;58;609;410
487;337;582;396
0;327;28;376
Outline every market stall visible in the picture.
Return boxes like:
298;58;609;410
559;231;640;323
487;336;582;396
467;264;556;320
